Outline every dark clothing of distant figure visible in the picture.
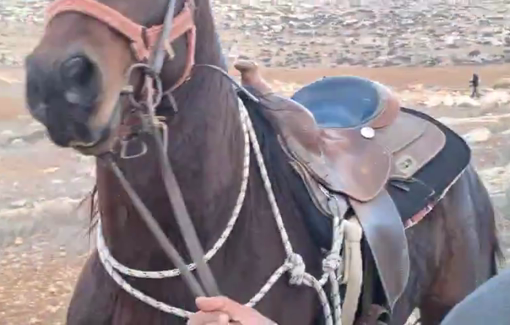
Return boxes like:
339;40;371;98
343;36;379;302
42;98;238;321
470;73;480;98
440;268;510;325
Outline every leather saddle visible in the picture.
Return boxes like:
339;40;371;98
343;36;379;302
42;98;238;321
235;60;445;202
234;60;446;313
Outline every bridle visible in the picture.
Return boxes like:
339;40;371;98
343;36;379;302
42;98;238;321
45;0;221;299
46;0;196;92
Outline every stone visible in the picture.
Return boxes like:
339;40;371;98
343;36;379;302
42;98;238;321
493;78;510;89
10;199;28;208
9;138;26;147
462;128;492;144
0;76;16;86
468;49;481;57
481;90;510;107
14;237;23;245
491;193;509;210
0;129;14;137
478;165;509;194
29;317;41;324
455;96;480;108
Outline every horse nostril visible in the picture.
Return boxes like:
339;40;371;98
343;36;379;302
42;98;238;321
59;55;99;105
60;55;95;88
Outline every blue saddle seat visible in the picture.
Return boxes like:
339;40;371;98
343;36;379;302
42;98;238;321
291;76;383;129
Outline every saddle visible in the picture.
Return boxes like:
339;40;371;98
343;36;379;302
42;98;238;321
234;60;448;319
235;60;445;203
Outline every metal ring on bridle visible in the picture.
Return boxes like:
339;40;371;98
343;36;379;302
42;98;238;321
124;63;164;109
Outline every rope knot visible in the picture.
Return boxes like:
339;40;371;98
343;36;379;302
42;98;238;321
287;253;306;286
323;253;342;274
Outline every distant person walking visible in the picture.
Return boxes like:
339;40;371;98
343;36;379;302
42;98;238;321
470;73;480;98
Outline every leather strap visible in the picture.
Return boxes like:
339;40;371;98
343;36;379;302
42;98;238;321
45;0;196;90
349;190;410;311
361;243;376;315
342;217;364;325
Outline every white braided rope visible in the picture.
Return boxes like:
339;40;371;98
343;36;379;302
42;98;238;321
231;101;340;325
99;249;192;318
326;210;346;323
241;104;294;257
97;98;346;324
96;99;251;279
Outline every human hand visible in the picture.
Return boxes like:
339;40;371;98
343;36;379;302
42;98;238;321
187;296;276;325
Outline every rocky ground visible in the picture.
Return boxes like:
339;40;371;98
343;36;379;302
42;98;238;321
1;0;510;324
2;0;510;67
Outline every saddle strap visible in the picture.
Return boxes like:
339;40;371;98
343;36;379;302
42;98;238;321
349;190;410;310
342;217;364;325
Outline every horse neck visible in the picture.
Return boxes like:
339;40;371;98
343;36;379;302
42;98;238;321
96;4;244;269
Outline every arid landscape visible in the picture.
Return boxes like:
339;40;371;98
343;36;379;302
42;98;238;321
1;0;510;324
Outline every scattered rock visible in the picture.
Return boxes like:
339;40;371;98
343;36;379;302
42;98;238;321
0;130;15;136
481;90;510;107
9;138;26;147
479;164;510;195
42;167;60;174
0;76;16;87
14;237;23;245
468;49;481;57
462;127;492;143
29;317;42;324
2;1;510;68
10;199;28;208
493;78;510;89
455;96;480;108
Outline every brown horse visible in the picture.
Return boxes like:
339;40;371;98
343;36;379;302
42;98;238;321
24;0;500;324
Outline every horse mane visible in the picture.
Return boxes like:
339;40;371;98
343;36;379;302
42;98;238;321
78;183;99;235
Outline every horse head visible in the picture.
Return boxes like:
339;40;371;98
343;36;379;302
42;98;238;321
25;0;195;156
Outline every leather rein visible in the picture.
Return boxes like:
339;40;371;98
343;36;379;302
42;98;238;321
45;0;221;299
